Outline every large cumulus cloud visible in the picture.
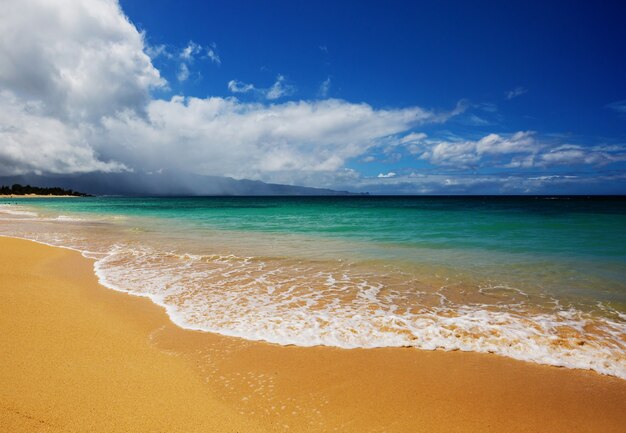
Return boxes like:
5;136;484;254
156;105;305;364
96;96;443;180
0;0;450;182
0;0;163;174
0;0;164;121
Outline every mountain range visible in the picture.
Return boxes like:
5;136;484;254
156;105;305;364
0;171;356;196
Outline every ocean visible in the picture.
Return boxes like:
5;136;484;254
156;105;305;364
1;196;624;378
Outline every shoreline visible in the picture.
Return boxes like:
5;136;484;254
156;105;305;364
5;231;625;380
0;194;82;198
1;237;625;432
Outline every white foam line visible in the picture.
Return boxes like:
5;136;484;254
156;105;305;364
0;232;624;381
94;245;626;380
53;215;87;222
0;206;39;217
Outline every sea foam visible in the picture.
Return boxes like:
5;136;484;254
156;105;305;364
0;204;624;380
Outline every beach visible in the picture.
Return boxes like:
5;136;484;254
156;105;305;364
1;0;624;430
1;236;625;432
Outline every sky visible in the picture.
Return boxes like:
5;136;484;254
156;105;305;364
0;0;625;194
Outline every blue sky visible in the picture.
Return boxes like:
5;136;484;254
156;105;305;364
120;0;626;192
1;0;625;193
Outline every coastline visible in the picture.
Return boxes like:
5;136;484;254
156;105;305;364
1;237;625;432
0;195;82;198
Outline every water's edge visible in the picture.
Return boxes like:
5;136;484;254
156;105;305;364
2;232;624;381
1;198;624;381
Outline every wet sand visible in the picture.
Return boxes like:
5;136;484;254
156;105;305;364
1;237;624;432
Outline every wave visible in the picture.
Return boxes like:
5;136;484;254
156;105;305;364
90;245;626;379
53;215;87;222
0;204;38;217
0;205;624;380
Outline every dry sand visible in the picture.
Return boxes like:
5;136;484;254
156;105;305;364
0;237;624;432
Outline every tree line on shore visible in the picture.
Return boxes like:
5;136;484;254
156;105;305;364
0;184;91;196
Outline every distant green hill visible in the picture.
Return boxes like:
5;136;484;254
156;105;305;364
0;184;91;196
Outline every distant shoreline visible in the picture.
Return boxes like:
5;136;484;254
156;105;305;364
0;194;81;198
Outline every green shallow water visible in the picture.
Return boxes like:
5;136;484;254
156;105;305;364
10;196;626;256
5;195;626;305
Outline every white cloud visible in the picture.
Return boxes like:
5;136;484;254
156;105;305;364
0;0;164;175
180;41;201;61
265;75;295;100
505;154;536;168
475;131;538;154
227;75;295;100
506;86;527;100
0;91;126;175
412;131;626;171
536;145;626;167
227;80;255;94
0;0;458;183
400;132;427;144
377;172;396;178
423;140;480;167
0;0;165;122
206;42;221;65
318;77;331;98
177;63;190;82
176;40;219;81
96;97;444;181
506;144;626;168
416;131;540;168
145;44;172;60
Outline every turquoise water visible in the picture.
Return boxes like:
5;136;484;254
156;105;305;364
11;196;626;256
1;196;625;378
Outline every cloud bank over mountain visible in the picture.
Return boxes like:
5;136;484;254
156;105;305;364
0;0;450;184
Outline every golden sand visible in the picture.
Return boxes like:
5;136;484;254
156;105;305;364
0;237;624;432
